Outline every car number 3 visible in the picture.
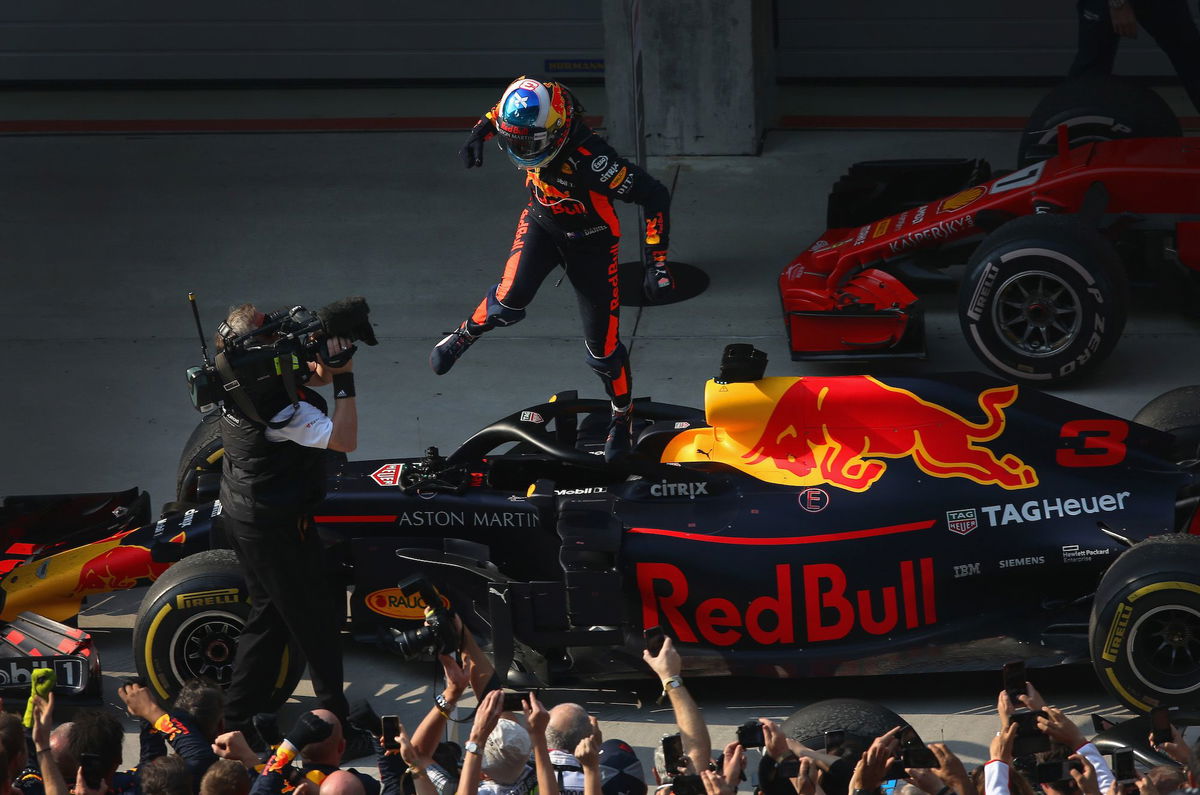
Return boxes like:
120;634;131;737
1056;419;1128;467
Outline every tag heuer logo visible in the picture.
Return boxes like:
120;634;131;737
946;508;978;535
520;411;544;424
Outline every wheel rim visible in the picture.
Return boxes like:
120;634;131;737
169;610;244;687
1128;604;1200;695
991;269;1082;358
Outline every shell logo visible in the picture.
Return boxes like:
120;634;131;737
938;186;986;214
364;587;451;620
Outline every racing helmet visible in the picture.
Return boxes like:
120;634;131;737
494;77;575;169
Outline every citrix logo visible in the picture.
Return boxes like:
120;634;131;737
650;481;708;498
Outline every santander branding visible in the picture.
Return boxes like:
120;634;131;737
636;559;936;647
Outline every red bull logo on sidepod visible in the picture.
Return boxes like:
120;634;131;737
75;543;170;593
662;376;1037;492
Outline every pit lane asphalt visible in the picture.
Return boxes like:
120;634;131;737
6;128;1200;774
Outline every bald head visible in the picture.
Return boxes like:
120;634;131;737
50;723;76;785
301;710;344;767
320;770;366;795
546;703;590;754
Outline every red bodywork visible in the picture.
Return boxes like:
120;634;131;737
781;137;1200;359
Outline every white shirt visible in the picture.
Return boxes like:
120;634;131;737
549;749;585;795
479;765;538;795
264;401;333;448
1076;741;1115;794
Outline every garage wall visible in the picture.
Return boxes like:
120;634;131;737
776;0;1197;79
0;1;605;81
2;1;1195;83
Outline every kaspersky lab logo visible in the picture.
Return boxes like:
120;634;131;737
736;376;1038;492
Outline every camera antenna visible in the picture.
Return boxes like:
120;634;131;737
188;292;212;367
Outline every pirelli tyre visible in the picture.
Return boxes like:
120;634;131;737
1133;386;1200;463
1089;534;1200;712
133;549;304;709
177;414;222;505
1018;77;1181;167
958;214;1128;384
780;699;910;794
176;414;347;505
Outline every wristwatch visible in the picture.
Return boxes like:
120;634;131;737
465;740;481;756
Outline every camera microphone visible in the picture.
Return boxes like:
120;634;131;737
318;297;378;346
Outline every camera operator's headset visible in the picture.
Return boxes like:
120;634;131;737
214;314;309;429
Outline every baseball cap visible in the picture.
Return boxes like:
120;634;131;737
599;739;647;795
483;719;532;785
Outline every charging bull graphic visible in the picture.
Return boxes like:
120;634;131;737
74;543;170;592
0;534;171;623
663;375;1037;492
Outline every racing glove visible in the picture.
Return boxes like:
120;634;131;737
286;712;334;749
642;211;672;300
460;116;496;169
266;712;334;773
643;251;674;301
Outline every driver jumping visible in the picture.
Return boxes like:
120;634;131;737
430;76;673;460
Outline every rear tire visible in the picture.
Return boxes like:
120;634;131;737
177;415;222;504
1089;534;1200;712
1133;386;1200;463
1018;77;1181;167
175;413;346;504
959;214;1128;383
133;549;304;710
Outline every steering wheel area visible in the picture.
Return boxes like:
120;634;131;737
446;395;709;481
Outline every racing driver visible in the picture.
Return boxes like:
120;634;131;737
430;76;673;460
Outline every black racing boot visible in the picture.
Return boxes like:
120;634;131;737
224;716;267;752
342;721;379;761
604;406;633;462
430;324;478;375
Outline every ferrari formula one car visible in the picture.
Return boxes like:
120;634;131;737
5;346;1200;713
780;77;1197;383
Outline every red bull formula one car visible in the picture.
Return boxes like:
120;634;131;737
4;346;1200;713
780;78;1199;383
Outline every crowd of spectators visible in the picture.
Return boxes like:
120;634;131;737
8;624;1200;795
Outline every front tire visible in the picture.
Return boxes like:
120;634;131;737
1089;534;1200;711
133;549;304;709
1018;77;1181;167
959;214;1127;383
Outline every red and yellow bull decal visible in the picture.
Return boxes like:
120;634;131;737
0;533;169;622
662;376;1037;492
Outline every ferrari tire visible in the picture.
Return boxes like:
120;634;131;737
1018;77;1181;167
958;214;1127;383
133;549;304;710
1133;386;1200;463
177;414;223;504
1089;534;1200;712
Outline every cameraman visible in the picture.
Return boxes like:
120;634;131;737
214;303;369;755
